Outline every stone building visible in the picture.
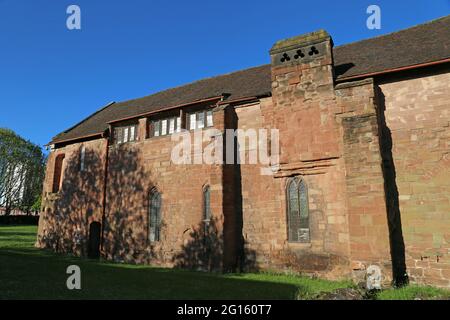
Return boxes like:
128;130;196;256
37;16;450;288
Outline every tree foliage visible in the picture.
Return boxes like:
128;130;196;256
0;128;46;215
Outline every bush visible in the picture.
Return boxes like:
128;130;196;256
0;215;39;225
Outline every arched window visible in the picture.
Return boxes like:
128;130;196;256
80;146;86;171
148;189;161;242
203;186;211;231
286;177;310;243
52;154;65;193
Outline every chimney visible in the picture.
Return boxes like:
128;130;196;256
270;29;335;105
269;30;339;163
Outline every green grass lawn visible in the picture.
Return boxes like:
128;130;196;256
0;225;449;300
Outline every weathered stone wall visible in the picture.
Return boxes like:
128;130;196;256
335;79;392;285
36;30;450;289
237;97;352;279
247;31;348;279
37;138;107;256
234;101;285;271
261;30;392;283
378;69;450;287
101;108;233;271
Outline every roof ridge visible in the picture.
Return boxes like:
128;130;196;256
335;14;450;50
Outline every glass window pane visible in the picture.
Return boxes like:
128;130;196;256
299;180;308;219
189;113;196;130
176;117;181;132
169;118;175;134
149;227;155;242
207;111;213;127
149;191;161;242
204;187;211;221
116;128;123;144
123;127;129;142
289;181;299;213
197;112;205;129
130;126;135;141
161;119;168;136
299;180;309;242
80;146;85;171
298;228;310;242
288;180;300;242
154;121;160;137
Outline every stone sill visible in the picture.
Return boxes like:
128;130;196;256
287;242;312;250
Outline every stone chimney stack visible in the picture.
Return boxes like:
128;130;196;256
269;30;339;164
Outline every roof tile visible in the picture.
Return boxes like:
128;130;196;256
52;15;450;144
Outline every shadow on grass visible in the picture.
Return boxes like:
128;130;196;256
1;226;304;300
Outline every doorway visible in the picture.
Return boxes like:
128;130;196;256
88;221;101;259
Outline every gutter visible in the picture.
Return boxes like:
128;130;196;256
107;95;225;125
49;132;104;146
217;93;271;106
47;57;450;147
336;58;450;82
46;93;272;147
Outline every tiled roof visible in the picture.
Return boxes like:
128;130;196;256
52;15;450;144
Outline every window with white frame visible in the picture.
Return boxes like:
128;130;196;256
150;116;181;137
187;110;213;130
114;124;138;145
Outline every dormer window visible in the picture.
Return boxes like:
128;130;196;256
187;110;213;130
114;124;138;144
147;107;214;138
150;116;181;137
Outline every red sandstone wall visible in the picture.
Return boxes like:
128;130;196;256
233;30;394;282
37;138;107;256
35;32;449;290
335;80;392;284
267;36;354;279
237;98;352;280
102;109;228;271
379;70;450;288
234;102;284;270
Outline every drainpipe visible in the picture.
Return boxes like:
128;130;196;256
100;133;110;253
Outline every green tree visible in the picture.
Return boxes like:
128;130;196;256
0;128;46;215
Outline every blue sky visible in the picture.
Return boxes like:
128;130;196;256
0;0;448;148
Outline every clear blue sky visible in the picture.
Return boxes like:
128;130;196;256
0;0;448;148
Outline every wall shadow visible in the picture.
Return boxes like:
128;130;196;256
39;145;158;264
102;145;156;264
39;147;105;256
227;108;258;273
234;133;258;273
376;87;409;287
334;63;355;78
172;217;223;271
172;217;259;273
38;134;258;273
